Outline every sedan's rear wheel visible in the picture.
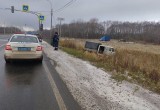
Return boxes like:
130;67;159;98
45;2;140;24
39;59;43;63
5;59;10;63
37;56;43;63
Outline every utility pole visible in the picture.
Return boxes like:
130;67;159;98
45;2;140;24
49;8;53;37
51;8;53;30
46;0;53;37
11;26;12;34
103;21;106;34
24;24;27;34
4;22;5;35
57;17;64;37
15;26;17;33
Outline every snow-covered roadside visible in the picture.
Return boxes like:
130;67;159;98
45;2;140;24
43;42;160;110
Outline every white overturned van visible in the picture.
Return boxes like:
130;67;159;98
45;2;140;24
97;45;115;55
84;41;115;55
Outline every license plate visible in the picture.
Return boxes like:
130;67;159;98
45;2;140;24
18;47;31;51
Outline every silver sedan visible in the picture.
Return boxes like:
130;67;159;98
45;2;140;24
4;34;43;63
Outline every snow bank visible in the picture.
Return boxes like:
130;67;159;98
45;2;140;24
43;42;160;110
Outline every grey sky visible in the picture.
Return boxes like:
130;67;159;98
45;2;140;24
0;0;160;31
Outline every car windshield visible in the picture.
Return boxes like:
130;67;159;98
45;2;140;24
10;35;38;43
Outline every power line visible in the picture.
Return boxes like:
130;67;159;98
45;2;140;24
54;0;77;13
14;0;77;14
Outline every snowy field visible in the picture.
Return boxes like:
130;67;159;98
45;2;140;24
43;42;160;110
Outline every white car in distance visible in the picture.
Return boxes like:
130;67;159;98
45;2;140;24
4;34;43;63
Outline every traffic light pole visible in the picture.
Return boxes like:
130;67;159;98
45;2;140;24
22;10;41;31
6;7;41;31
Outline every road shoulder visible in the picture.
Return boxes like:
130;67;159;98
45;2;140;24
43;41;160;110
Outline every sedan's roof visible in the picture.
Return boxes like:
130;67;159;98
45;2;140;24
10;34;39;43
12;34;37;37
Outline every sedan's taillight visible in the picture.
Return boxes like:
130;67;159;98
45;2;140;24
5;45;12;50
36;46;42;51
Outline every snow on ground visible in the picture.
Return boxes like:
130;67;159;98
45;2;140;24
43;42;160;110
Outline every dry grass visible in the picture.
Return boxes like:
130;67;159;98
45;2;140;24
60;38;160;93
104;40;160;55
61;38;160;54
60;39;84;50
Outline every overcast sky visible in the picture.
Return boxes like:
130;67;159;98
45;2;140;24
0;0;160;31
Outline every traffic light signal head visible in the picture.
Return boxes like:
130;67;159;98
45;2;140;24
11;6;14;13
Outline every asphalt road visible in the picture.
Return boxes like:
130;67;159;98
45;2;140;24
0;35;81;110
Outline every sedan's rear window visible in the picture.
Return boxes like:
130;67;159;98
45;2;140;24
10;36;38;43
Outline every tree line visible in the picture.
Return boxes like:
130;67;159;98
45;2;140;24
41;19;160;44
55;18;104;39
107;21;160;44
54;19;160;44
0;27;21;34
